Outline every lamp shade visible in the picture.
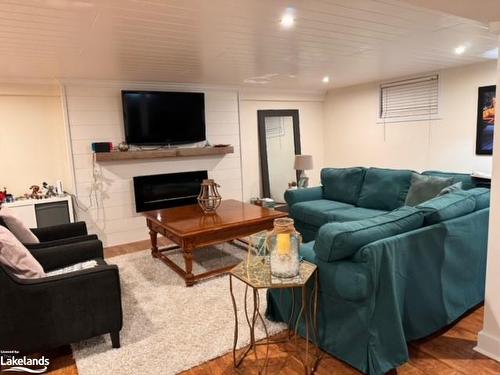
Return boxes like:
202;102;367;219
294;155;313;170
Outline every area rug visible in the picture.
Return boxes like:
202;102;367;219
72;243;286;375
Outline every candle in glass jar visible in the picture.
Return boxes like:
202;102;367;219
276;233;291;255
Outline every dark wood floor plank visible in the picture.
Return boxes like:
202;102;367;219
407;346;465;375
410;325;500;375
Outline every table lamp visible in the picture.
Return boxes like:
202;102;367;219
294;155;313;188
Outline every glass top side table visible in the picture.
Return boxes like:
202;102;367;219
229;258;320;374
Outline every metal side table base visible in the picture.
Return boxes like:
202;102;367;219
229;260;321;374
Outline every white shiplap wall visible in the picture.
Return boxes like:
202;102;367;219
64;83;242;246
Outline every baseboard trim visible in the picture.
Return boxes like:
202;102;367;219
475;330;500;362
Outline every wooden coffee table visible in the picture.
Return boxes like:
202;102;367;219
143;199;287;286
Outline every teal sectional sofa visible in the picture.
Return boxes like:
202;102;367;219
266;167;490;374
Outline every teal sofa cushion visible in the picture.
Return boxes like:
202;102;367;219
357;168;413;211
328;207;387;222
416;192;476;225
314;207;424;262
290;199;354;228
321;167;366;205
404;173;453;206
454;188;490;210
422;171;475;190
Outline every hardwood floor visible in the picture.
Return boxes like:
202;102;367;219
37;239;498;375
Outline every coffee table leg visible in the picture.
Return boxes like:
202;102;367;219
149;229;159;258
183;245;195;287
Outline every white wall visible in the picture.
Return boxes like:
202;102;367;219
0;83;72;195
63;82;242;246
323;61;497;174
239;91;325;202
476;36;500;361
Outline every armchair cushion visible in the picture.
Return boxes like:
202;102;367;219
314;207;424;262
0;206;39;244
0;226;45;278
321;167;366;205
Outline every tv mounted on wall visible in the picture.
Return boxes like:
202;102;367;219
122;90;206;146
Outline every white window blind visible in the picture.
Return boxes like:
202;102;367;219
379;74;439;122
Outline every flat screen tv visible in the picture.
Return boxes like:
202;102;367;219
122;90;206;146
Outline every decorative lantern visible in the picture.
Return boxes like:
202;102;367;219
267;218;301;278
197;179;222;214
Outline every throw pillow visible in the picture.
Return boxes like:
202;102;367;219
404;173;453;206
0;226;45;279
438;182;463;196
0;206;39;244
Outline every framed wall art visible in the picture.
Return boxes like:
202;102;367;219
476;85;496;155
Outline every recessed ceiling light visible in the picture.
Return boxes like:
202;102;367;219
322;76;330;83
280;9;295;28
454;45;467;55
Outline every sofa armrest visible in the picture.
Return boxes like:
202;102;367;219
299;241;373;302
284;186;323;207
31;222;88;242
29;239;104;272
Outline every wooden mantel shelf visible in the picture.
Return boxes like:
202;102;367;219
95;145;234;162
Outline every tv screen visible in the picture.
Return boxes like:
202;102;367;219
122;90;206;146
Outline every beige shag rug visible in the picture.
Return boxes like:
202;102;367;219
72;243;286;375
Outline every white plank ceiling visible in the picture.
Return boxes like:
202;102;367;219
0;0;497;89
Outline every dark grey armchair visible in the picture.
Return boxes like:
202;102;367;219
0;238;123;353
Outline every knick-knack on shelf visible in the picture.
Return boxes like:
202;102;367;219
29;185;42;199
118;142;129;152
42;182;57;198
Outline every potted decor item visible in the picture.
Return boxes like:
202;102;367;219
267;218;301;278
197;179;222;214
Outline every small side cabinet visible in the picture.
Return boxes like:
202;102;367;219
2;196;74;228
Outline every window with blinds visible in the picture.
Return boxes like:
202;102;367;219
379;74;439;123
